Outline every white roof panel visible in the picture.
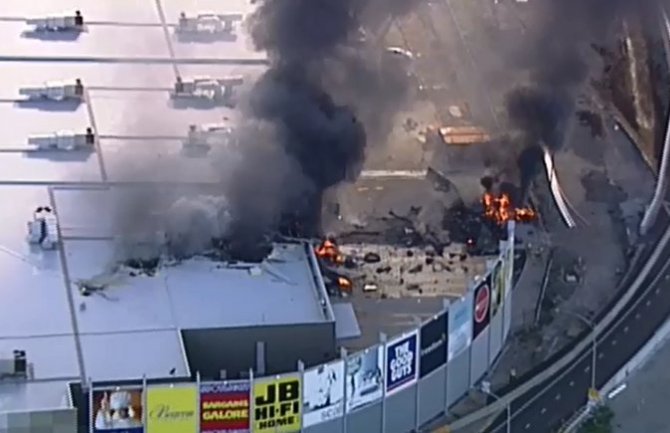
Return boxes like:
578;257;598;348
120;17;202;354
3;0;159;22
0;381;71;413
0;336;79;380
80;330;189;381
0;22;170;58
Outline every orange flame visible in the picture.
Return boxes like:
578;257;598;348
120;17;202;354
315;238;345;265
482;192;536;225
338;276;353;292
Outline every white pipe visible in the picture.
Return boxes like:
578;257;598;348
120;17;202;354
640;8;670;235
542;148;577;228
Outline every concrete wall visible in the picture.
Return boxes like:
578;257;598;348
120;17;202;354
182;322;337;379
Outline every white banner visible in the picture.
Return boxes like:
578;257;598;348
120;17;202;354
302;360;345;427
448;291;473;361
345;345;384;412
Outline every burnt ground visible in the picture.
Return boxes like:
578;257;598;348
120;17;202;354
319;0;657;414
592;7;668;169
407;0;658;415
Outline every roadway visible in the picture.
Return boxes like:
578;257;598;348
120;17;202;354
484;208;670;432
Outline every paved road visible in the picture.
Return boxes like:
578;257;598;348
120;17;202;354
483;209;670;433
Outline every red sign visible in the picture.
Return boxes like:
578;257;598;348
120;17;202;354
200;381;250;433
475;283;490;323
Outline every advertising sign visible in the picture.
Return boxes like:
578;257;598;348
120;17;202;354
345;345;384;412
253;375;301;433
92;387;144;433
419;312;447;378
200;381;250;433
490;259;504;317
146;384;197;433
385;331;419;395
473;277;492;338
303;360;345;427
447;292;473;361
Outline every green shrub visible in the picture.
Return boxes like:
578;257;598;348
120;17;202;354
578;406;614;433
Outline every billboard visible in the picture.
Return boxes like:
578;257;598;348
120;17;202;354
448;292;473;361
345;345;384;412
253;375;301;433
146;384;198;433
385;330;419;395
200;381;250;433
490;259;504;316
473;277;492;338
303;360;345;427
92;387;144;432
419;312;447;378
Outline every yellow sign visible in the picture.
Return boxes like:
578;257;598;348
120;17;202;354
253;376;302;433
588;388;601;402
146;384;198;433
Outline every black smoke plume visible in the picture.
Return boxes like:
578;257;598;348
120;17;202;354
507;0;657;194
222;0;413;256
111;0;416;263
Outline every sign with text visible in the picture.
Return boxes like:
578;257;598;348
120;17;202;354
146;384;198;433
420;312;447;378
92;387;144;433
252;375;301;433
385;330;418;395
303;360;345;427
200;381;250;433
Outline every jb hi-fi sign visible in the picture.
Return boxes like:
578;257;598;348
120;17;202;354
253;377;302;433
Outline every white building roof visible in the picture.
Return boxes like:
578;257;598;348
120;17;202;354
0;0;283;412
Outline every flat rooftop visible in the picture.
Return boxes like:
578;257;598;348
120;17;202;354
0;0;273;412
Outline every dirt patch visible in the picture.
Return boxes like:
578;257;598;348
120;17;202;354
576;110;605;139
591;16;658;168
580;170;628;204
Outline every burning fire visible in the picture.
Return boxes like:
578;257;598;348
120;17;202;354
482;193;536;225
337;276;352;292
315;238;345;265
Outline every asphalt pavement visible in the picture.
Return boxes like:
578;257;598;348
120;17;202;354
483;209;670;433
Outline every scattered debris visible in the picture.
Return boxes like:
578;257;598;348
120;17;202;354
576;110;605;138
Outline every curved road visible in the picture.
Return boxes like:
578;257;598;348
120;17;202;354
484;210;670;433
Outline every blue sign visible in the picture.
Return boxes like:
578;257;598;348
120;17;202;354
385;332;418;394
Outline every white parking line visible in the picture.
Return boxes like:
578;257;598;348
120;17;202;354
656;288;661;294
612;340;617;346
647;300;652;307
555;394;561;400
541;408;547;414
624;326;629;333
525;423;531;430
569;381;575;387
598;352;604;359
636;313;641;319
584;365;590;373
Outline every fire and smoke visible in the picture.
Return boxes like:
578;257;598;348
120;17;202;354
507;0;658;194
480;176;535;226
110;0;416;262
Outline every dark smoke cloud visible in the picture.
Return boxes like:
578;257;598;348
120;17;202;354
508;0;659;192
110;0;416;262
249;67;366;189
225;0;413;249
